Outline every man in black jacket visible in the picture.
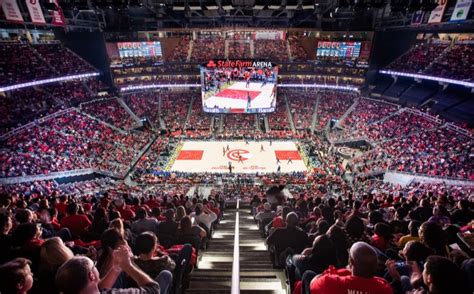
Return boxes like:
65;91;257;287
266;212;310;267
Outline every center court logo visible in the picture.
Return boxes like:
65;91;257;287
227;149;252;161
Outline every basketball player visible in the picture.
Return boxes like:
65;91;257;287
276;156;280;164
245;71;251;88
277;165;281;173
226;144;230;152
247;92;251;109
238;154;244;164
260;144;265;152
228;162;233;173
223;147;226;156
287;157;293;164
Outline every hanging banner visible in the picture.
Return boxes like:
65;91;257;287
428;0;447;23
450;0;472;21
411;10;425;25
1;0;24;23
50;0;66;26
25;0;46;24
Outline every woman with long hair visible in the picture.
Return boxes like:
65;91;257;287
36;237;74;294
96;228;127;277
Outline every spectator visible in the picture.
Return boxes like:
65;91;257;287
0;257;34;294
132;207;159;235
266;212;311;267
60;202;92;239
55;246;160;294
134;232;175;293
157;209;178;236
309;242;392;294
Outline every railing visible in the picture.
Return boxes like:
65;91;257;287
0;72;100;92
231;198;240;294
1;108;74;141
384;171;474;187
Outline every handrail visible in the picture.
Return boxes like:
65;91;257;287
231;198;240;294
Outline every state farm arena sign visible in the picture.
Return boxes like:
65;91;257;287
205;60;276;69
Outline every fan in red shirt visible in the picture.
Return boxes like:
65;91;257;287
310;242;392;294
60;203;92;239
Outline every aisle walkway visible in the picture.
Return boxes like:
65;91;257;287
239;206;287;294
185;206;286;293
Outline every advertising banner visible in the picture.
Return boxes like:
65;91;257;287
450;0;472;21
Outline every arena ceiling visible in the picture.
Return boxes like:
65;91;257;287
54;0;383;30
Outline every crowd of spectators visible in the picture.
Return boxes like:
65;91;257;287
386;42;449;74
425;42;474;82
382;126;473;179
251;180;473;294
288;91;317;130
168;37;191;62
288;35;309;62
330;99;399;141
1;79;103;135
82;98;138;130
227;40;252;59
0;179;227;294
32;43;95;76
123;92;161;127
186;97;212;132
0;41;97;87
255;40;289;62
0;110;150;178
352;110;440;142
223;114;256;133
190;36;225;61
161;93;193;132
316;91;356;129
268;97;292;131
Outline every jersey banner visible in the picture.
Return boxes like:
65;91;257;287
50;0;66;26
411;10;425;25
428;0;447;23
450;0;472;21
1;0;24;23
25;0;46;25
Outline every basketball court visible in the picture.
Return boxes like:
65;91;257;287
170;140;308;173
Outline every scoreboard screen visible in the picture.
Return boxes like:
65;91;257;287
117;41;162;58
316;41;361;58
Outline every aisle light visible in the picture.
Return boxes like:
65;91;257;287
379;70;474;88
278;84;360;92
120;83;361;92
120;84;201;92
0;72;100;92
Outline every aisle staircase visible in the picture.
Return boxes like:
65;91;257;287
186;205;286;294
186;209;237;293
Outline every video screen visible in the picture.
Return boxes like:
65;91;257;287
316;41;361;58
201;60;278;113
117;41;162;58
